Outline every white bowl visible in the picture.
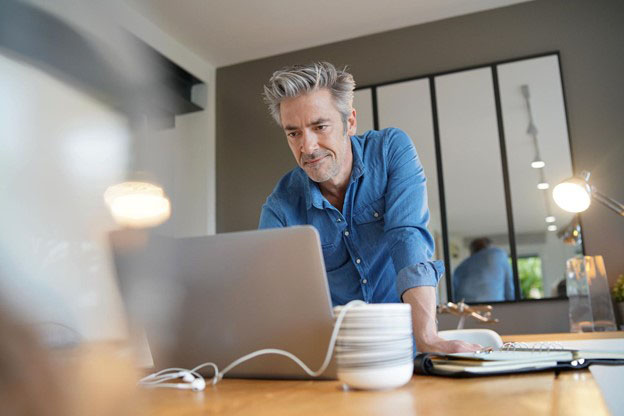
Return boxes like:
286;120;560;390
334;303;411;314
337;333;412;343
337;361;414;390
335;339;413;352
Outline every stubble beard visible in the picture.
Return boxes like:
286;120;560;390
302;151;340;183
300;132;349;183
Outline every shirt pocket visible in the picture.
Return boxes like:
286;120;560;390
321;242;349;272
321;242;336;252
353;196;386;225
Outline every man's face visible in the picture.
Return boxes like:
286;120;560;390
280;89;356;184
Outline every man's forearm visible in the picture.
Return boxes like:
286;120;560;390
401;286;439;351
401;286;482;353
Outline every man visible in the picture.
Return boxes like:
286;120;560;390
259;62;479;353
453;237;515;302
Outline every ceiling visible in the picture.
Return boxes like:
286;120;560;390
124;0;532;67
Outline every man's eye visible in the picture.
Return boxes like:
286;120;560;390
288;132;300;138
316;125;328;131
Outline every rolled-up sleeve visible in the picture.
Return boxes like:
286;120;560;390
382;129;445;299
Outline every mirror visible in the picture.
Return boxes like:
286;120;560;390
355;52;583;304
498;55;581;300
435;68;515;303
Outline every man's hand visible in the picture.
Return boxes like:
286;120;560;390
415;336;482;354
401;286;483;354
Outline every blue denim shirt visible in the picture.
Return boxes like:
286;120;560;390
452;247;515;302
259;128;444;306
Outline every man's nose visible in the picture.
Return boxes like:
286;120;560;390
301;131;319;154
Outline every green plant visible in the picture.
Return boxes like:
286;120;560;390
516;256;544;299
612;274;624;303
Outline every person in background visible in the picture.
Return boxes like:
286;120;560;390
259;62;480;353
452;237;515;302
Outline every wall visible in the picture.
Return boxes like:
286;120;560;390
216;0;624;334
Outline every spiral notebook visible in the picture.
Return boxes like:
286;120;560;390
414;342;624;377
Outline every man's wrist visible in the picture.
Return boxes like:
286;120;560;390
414;333;444;352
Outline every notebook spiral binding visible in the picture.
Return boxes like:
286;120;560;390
501;342;565;352
475;342;566;354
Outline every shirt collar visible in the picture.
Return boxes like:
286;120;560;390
303;136;366;210
304;173;325;210
350;135;366;181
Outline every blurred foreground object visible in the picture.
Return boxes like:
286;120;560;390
437;301;499;330
553;171;624;216
0;299;142;416
566;256;617;332
0;302;67;416
0;0;181;343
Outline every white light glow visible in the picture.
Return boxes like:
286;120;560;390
531;160;546;169
104;181;171;228
547;225;558;231
553;182;591;213
545;216;556;223
537;182;550;190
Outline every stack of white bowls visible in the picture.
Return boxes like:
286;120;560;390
333;303;414;390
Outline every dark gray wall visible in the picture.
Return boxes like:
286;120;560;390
437;300;570;335
216;0;624;333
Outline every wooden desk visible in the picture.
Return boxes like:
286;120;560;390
139;332;623;416
141;371;607;416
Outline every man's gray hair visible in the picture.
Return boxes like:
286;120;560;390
263;62;355;128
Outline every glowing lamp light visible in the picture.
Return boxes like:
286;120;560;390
547;224;557;232
545;216;556;223
531;159;545;169
553;171;623;216
553;180;591;213
104;181;171;228
537;182;550;190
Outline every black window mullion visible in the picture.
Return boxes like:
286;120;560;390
429;77;453;303
491;65;521;301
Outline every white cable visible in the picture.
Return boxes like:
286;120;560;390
139;299;365;390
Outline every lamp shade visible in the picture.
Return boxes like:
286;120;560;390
104;181;171;228
553;177;591;213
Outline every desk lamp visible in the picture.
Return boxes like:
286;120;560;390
553;171;624;216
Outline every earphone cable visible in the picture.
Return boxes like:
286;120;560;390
139;299;365;389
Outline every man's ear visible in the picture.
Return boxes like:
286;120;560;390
347;108;357;136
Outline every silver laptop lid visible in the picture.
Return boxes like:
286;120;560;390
111;226;337;379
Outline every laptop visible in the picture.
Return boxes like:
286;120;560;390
110;226;337;379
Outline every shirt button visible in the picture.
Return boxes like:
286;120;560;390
337;218;342;222
373;212;379;218
356;258;361;264
344;230;350;236
362;279;368;285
